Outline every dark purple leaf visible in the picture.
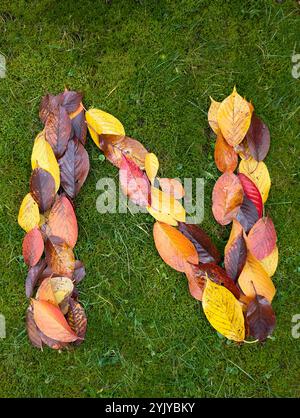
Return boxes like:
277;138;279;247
246;295;276;341
25;258;47;298
245;113;270;162
30;167;56;213
236;195;259;233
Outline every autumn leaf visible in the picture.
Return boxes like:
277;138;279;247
45;104;72;158
208;97;221;134
38;276;74;315
178;222;221;264
245;113;270;162
70;103;87;146
18;193;40;233
217;87;251;146
22;227;44;267
36;276;58;306
58;138;90;199
238;252;276;302
73;260;86;284
258;245;278;277
147;206;178;226
26;306;43;349
236;195;259;233
45;236;75;277
32;299;78;343
145;152;159;185
25;258;47;298
86;108;125;148
214;133;238;173
30;167;56;213
58;89;83;114
212;172;244;225
153;222;198;272
150;187;186;222
119;155;151;207
158;178;185;199
239;157;271;203
224;219;247;282
247;217;277;260
98;134;148;169
202;280;245;342
246;295;276;341
184;263;206;301
47;195;78;248
66;299;87;345
238;173;263;218
31;131;60;192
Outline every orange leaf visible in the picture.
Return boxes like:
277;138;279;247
208;97;221;134
45;236;75;277
247;217;277;260
153;222;198;272
158;178;185;199
22;227;44;267
32;299;78;343
214;133;238;173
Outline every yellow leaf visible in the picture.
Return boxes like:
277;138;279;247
208;97;221;134
239;157;271;203
238;253;276;302
145;153;159;184
86;108;125;148
258;245;279;277
147;205;178;226
202;279;245;342
151;186;185;222
31;131;60;192
18;193;40;232
217;87;251;146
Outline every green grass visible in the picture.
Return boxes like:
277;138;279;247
0;0;299;398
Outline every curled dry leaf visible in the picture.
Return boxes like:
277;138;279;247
214;133;238;173
258;245;278;277
18;193;40;233
150;187;185;222
119;155;151;207
45;236;75;277
25;258;47;298
66;298;87;345
178;222;221;264
145;152;159;184
239;157;271;203
30;167;56;213
31;131;60;192
212;172;244;225
45;105;72;158
246;295;276;342
58;138;90;199
197;263;241;300
238;252;276;303
99;134;148;169
236;195;259;233
238;173;263;218
224;219;247;282
32;299;78;343
86;108;125;148
158;178;185;199
247;217;277;260
202;280;245;342
208;97;221;134
153;222;198;272
47;195;78;248
22;227;44;267
217;87;251;147
245;113;270;162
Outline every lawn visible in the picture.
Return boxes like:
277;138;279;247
0;0;299;398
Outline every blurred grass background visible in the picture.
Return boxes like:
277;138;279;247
0;0;299;397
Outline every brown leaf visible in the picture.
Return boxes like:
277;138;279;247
245;113;270;162
26;305;43;349
30;168;56;213
73;260;86;284
66;298;87;345
58;138;90;199
39;94;59;124
246;295;276;341
47;195;78;248
58;90;83;114
71;109;87;146
99;134;148;169
247;217;277;260
214;133;238;173
25;258;47;298
45;105;72;158
22;227;44;267
178;222;221;264
45;236;75;277
212;173;244;225
119;155;151;207
184;262;206;301
224;219;247;282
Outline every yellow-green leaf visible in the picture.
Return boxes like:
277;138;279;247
31;131;60;192
145;153;159;184
202;279;245;342
18;193;40;232
86;108;125;148
239;157;271;203
217;87;251;146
